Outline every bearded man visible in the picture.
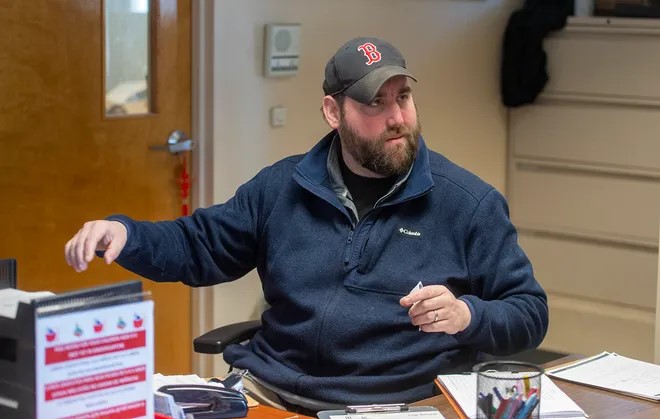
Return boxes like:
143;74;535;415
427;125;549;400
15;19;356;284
65;37;548;414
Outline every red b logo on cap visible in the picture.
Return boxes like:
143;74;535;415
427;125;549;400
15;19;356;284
357;43;381;66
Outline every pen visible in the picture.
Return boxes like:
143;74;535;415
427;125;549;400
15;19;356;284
477;393;494;419
526;387;538;399
346;404;408;413
508;385;519;397
514;393;539;419
493;398;509;419
504;395;523;419
493;387;505;402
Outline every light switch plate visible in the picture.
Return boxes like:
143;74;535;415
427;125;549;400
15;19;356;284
270;106;287;127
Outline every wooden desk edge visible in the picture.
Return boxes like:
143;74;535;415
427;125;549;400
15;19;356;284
246;404;314;419
413;355;660;419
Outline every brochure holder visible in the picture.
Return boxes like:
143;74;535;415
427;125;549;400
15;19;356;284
0;280;150;419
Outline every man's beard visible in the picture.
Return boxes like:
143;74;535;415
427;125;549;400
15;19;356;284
338;114;421;177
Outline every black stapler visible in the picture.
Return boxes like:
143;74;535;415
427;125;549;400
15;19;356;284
158;384;248;418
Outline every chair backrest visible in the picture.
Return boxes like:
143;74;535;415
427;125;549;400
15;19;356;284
0;258;17;289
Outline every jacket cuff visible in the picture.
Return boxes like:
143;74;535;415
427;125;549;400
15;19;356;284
92;214;136;259
453;295;482;343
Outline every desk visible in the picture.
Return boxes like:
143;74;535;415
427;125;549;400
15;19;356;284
413;355;660;418
245;404;314;419
243;355;660;419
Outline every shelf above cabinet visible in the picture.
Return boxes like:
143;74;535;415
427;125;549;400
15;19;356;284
566;15;660;34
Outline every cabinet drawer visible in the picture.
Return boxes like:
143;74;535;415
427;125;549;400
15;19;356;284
545;33;660;99
519;234;657;309
510;166;660;243
511;104;660;172
543;295;654;362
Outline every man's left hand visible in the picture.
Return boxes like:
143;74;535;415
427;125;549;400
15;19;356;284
399;285;471;334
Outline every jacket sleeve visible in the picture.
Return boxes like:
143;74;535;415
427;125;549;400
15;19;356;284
453;188;549;355
108;169;268;287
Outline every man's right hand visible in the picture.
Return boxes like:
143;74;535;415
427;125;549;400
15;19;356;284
64;220;128;272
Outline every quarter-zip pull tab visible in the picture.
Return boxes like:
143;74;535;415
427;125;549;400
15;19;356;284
343;229;354;265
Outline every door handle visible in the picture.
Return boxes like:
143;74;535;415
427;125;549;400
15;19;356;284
150;130;194;154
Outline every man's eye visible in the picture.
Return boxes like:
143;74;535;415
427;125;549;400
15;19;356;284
398;94;409;102
369;99;383;107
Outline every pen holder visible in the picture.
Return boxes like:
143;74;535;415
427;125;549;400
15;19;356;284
473;361;543;419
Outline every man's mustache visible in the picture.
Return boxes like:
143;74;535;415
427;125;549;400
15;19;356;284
379;125;415;143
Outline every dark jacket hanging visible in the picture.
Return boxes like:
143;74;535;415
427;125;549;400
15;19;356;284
501;0;573;107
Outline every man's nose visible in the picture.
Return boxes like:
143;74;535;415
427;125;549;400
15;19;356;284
386;104;405;127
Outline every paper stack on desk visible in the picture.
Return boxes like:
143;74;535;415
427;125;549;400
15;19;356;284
435;373;586;418
546;352;660;402
0;288;54;319
153;373;225;390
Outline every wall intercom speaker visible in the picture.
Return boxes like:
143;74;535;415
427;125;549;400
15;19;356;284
264;23;301;77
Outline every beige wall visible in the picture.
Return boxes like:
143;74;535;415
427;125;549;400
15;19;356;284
204;0;521;374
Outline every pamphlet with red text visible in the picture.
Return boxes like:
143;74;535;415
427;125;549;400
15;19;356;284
35;299;154;418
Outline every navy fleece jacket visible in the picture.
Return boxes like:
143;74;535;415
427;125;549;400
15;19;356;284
110;132;548;405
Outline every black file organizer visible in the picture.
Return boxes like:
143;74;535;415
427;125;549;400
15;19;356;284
0;300;37;419
0;258;17;289
0;280;145;419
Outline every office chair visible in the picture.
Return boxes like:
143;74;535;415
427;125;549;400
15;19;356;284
193;320;262;355
0;258;17;289
193;319;344;413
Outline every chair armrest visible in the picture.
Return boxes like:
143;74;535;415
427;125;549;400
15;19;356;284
193;320;262;354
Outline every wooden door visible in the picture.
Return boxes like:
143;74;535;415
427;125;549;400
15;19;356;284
0;0;192;374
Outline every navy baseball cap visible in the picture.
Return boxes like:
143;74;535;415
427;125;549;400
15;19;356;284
323;37;417;104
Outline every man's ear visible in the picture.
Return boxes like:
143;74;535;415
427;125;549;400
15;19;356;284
322;96;341;129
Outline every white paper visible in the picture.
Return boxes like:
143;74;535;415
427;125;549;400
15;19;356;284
409;281;423;330
153;373;224;391
35;300;154;418
0;288;54;319
0;395;18;409
410;281;423;294
547;352;660;400
436;373;586;419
